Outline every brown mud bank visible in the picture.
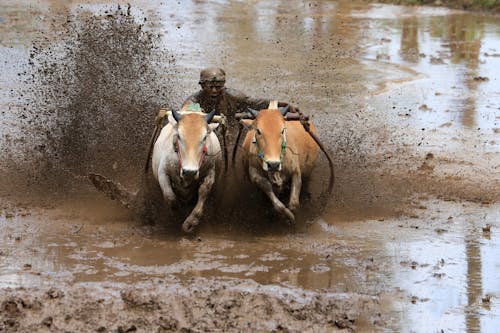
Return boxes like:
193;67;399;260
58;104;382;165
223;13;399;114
1;1;499;332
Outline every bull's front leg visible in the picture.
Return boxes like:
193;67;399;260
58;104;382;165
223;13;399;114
249;167;295;224
288;171;302;212
182;167;216;233
158;169;177;207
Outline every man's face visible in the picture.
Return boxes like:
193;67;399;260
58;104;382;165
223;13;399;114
201;81;225;99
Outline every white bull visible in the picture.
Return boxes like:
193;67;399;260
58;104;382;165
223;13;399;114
152;107;221;232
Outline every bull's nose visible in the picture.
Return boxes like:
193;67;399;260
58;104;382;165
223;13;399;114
266;161;281;171
181;169;199;179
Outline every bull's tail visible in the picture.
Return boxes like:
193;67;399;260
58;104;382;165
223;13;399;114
88;173;138;209
145;109;170;174
299;116;334;193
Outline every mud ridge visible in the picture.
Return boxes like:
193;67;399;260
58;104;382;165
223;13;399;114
0;278;380;333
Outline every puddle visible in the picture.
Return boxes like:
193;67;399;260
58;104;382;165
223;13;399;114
1;198;499;332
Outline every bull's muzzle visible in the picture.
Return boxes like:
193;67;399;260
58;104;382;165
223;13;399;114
181;168;200;180
265;161;281;172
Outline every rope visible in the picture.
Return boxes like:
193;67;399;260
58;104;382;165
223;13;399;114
232;122;245;165
220;122;229;172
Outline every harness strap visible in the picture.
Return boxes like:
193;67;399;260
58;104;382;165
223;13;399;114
176;137;183;169
232;122;245;165
280;129;287;161
199;145;208;167
220;121;228;172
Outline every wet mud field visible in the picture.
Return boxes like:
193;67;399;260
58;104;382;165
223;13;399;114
0;1;499;332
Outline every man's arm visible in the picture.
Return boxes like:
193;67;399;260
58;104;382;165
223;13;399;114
225;88;268;111
227;88;298;112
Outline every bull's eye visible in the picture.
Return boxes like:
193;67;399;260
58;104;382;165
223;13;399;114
281;128;286;134
256;128;262;135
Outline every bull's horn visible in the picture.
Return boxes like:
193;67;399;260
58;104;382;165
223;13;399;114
205;109;217;123
247;107;259;119
279;105;290;116
172;109;183;122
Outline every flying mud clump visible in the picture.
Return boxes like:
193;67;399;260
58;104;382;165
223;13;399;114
16;5;179;193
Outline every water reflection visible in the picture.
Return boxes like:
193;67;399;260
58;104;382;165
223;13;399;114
362;7;499;131
466;238;482;333
400;17;419;63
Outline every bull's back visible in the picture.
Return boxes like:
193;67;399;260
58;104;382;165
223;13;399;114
286;121;319;176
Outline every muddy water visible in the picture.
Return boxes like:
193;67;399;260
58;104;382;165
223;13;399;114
0;1;499;332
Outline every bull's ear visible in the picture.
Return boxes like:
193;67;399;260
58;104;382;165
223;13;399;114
208;123;220;132
240;119;254;129
247;108;259;119
172;109;183;122
205;109;217;123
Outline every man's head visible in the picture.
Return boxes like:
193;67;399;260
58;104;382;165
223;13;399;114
199;67;226;99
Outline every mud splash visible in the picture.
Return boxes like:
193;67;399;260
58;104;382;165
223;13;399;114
3;5;178;195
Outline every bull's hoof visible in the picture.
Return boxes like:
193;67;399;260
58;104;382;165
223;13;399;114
282;208;295;225
288;200;300;212
182;216;199;233
165;198;179;210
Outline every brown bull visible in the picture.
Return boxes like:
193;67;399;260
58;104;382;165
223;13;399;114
241;101;319;223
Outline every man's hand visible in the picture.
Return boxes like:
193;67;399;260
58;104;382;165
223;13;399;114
220;114;228;129
156;109;169;126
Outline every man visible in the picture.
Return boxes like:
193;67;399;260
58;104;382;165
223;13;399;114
182;67;298;132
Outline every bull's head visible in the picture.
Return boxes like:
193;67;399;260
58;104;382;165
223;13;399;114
247;107;288;173
172;109;218;180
